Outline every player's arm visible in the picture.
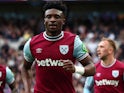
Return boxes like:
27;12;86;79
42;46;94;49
74;36;95;76
6;67;17;93
21;59;32;93
83;76;94;93
78;55;95;76
21;39;34;93
63;36;95;76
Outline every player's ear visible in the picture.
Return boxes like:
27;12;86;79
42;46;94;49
62;16;66;25
109;47;113;54
44;19;46;25
62;19;65;25
61;13;66;25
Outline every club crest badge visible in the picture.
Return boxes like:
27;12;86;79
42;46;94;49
112;70;119;78
59;45;69;55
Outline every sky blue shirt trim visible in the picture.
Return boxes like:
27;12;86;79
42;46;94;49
23;38;34;62
73;35;89;61
6;67;15;85
84;76;94;93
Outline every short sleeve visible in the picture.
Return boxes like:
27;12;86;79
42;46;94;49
23;39;35;63
84;76;94;93
6;67;15;85
73;35;89;61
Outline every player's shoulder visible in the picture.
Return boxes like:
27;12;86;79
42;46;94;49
114;60;124;70
95;61;101;67
31;32;43;40
116;60;124;67
0;65;6;75
30;32;44;44
64;31;76;37
0;65;6;69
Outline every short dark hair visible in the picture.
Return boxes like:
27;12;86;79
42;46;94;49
43;1;67;17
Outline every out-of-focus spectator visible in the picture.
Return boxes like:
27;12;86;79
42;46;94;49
98;14;116;40
115;28;124;61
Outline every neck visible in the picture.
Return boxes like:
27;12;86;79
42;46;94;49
43;31;64;41
101;56;115;66
46;30;62;36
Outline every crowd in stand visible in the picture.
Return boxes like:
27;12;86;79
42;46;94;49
0;12;124;93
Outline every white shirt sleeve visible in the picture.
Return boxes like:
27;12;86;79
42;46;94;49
6;67;15;85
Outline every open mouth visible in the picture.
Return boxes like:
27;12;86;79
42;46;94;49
49;25;57;29
97;52;101;56
50;25;57;28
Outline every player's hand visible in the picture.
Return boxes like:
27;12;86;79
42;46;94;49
62;60;75;73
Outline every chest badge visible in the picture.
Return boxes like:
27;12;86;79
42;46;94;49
59;45;69;55
112;70;119;78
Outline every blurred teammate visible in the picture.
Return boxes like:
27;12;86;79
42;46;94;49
84;37;124;93
21;1;95;93
0;63;16;93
